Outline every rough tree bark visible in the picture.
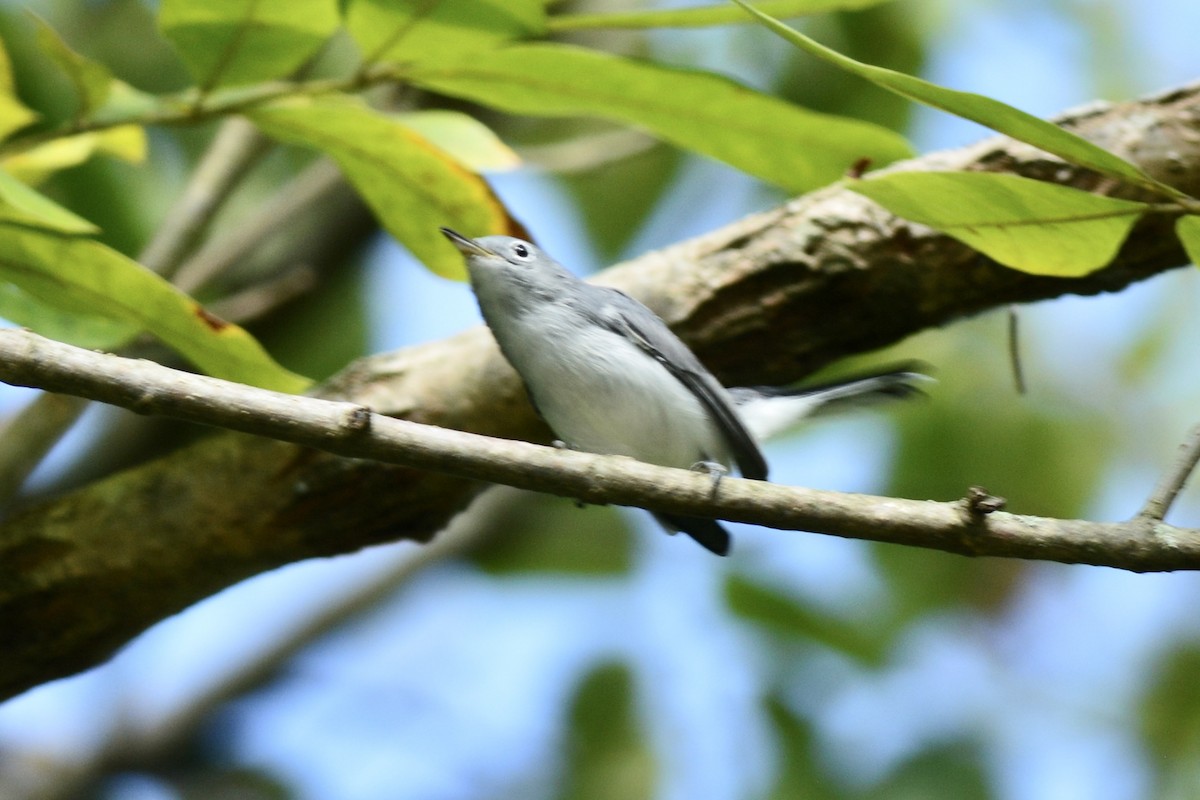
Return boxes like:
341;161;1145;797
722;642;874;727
1;79;1198;701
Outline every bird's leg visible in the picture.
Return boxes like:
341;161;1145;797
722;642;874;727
690;460;728;495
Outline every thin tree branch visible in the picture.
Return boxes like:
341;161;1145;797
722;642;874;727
1140;422;1200;521
0;327;1195;571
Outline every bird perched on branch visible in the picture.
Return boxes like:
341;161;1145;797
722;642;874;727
442;228;925;556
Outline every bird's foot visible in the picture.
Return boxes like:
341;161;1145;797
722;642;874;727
690;460;728;495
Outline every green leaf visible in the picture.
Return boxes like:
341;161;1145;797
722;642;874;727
30;13;113;120
731;0;1180;199
158;0;340;89
1;125;146;185
408;43;914;194
0;282;137;349
725;574;888;664
0;224;309;392
850;171;1149;276
247;97;518;280
346;0;545;66
1177;215;1200;267
0;39;38;141
0;168;97;233
394;110;520;172
561;663;656;800
549;0;890;31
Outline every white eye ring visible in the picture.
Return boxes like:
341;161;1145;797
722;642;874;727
511;242;532;260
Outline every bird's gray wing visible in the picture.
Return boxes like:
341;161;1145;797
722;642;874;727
588;288;769;481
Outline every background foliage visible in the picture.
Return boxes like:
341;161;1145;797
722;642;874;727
1;1;1199;799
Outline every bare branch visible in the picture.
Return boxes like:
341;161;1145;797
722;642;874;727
1140;422;1200;521
1;326;1197;562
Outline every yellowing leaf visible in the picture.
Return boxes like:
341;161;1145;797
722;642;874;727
395;111;520;172
408;44;913;193
159;0;340;89
0;224;309;392
2;125;146;185
732;0;1182;200
1177;216;1200;267
248;97;518;280
850;171;1150;276
347;0;545;65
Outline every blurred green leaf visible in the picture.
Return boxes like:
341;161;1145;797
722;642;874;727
1142;645;1200;762
395;110;520;172
247;97;519;280
0;37;39;140
0;281;137;348
731;0;1178;198
158;0;339;89
471;491;634;575
408;44;913;194
548;0;892;31
0;223;310;391
346;0;545;65
1177;215;1200;266
763;695;844;800
850;172;1148;276
561;662;655;800
0;167;97;232
30;13;112;120
1;124;145;185
725;574;888;665
862;741;993;800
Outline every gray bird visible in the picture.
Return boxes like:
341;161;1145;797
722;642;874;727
441;228;924;555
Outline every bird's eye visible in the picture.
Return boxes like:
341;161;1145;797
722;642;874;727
511;242;532;260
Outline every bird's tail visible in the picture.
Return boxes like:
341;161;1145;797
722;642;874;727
729;363;931;442
655;512;731;556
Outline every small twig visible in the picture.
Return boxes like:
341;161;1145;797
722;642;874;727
1007;305;1026;395
1139;422;1200;521
172;159;347;294
140;117;272;278
0;393;87;505
205;264;318;323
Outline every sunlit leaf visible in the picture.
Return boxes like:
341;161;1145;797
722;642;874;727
346;0;545;65
731;0;1180;198
0;168;97;233
395;110;520;172
725;575;887;664
0;223;309;392
248;97;518;280
0;282;137;349
158;0;340;89
850;171;1149;276
2;125;146;185
408;44;914;193
1177;215;1200;267
561;663;655;800
549;0;891;31
0;39;38;141
29;13;113;120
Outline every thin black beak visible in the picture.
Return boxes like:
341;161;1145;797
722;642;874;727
440;227;495;257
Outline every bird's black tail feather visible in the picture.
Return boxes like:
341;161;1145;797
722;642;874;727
657;513;731;556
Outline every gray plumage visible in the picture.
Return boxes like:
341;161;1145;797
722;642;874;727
441;228;926;556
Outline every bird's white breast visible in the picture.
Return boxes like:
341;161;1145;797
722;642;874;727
499;307;730;470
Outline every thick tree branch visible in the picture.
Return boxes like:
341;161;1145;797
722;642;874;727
2;79;1200;701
